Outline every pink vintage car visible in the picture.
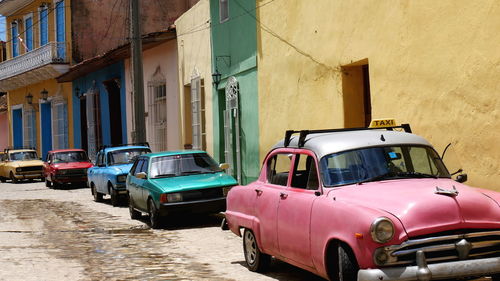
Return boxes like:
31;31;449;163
223;124;500;281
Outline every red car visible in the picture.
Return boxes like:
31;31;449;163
43;149;93;188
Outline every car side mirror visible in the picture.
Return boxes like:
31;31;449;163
136;172;147;179
219;163;229;170
455;173;467;183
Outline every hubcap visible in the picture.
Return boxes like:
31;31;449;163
244;231;257;265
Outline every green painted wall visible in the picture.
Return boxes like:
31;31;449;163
210;0;259;184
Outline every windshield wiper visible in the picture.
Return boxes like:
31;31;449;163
357;172;395;185
181;171;203;175
154;173;176;178
395;172;438;179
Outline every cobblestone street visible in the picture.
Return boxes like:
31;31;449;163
0;181;323;281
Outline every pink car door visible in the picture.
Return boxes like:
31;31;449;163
277;151;320;268
254;150;294;256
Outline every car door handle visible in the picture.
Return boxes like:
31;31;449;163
280;192;288;199
254;189;263;196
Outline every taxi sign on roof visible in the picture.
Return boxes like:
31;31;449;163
369;118;396;128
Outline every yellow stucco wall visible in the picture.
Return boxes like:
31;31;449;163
175;0;214;155
5;0;72;61
7;80;74;154
257;0;500;191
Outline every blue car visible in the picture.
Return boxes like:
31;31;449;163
88;144;151;206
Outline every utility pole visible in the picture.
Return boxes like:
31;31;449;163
130;0;146;143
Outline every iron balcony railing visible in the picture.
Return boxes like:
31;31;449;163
0;42;68;81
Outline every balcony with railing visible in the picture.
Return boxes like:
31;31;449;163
0;42;70;91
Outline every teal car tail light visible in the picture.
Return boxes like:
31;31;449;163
160;193;183;203
117;174;127;182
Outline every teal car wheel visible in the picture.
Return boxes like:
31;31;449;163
129;197;141;220
148;198;161;229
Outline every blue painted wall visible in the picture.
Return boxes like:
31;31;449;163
12;108;22;148
40;102;52;159
72;62;127;149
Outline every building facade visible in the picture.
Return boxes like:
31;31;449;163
256;0;500;191
0;0;72;158
124;32;181;152
210;0;260;184
175;0;213;154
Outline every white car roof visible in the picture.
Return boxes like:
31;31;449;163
274;129;432;159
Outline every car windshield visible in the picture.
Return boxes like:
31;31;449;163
9;151;38;161
108;148;151;165
320;145;451;187
53;151;89;163
150;153;222;178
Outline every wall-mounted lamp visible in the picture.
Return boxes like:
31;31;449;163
40;88;48;101
25;92;33;104
75;87;85;100
212;69;222;88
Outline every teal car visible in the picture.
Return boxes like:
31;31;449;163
126;150;237;228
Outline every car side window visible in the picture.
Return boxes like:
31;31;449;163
133;160;144;176
130;159;141;176
291;154;319;190
266;153;292;186
139;159;149;174
96;152;104;167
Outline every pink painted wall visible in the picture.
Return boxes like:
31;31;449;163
0;112;8;151
125;39;180;150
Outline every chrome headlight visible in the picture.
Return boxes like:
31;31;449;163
117;175;127;182
370;217;394;243
166;193;182;203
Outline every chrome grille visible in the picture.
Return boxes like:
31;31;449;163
19;166;43;172
375;230;500;266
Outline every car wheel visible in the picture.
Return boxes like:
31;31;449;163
492;274;500;281
92;184;103;202
45;179;52;188
110;186;119;207
336;244;359;281
243;228;270;272
0;177;6;183
129;197;141;220
148;198;161;229
10;172;18;183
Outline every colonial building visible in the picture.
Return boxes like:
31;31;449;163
175;0;213;154
0;0;72;158
256;0;500;191
209;0;260;184
56;0;199;160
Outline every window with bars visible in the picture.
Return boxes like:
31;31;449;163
191;77;206;150
219;0;229;23
52;100;68;149
23;105;36;148
39;7;48;46
25;16;33;52
147;79;167;152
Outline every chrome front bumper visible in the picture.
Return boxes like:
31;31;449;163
358;252;500;281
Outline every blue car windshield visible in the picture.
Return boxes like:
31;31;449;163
320;145;450;187
10;151;38;161
150;153;222;178
108;148;151;166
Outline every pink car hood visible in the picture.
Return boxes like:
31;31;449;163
330;178;500;237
